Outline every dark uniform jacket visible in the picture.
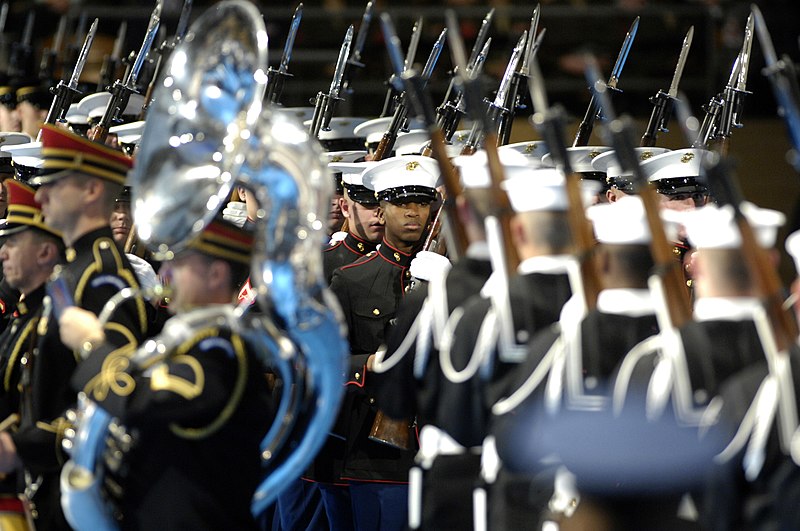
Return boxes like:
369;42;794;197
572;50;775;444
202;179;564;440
11;226;149;530
323;232;377;285
376;250;492;530
329;239;417;482
72;324;273;530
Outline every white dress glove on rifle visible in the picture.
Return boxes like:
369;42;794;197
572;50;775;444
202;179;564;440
410;251;452;282
222;201;248;228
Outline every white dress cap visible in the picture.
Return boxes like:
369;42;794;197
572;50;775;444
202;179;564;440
65;103;88;125
328;160;379;187
325;150;368;164
353;116;426;145
78;91;146;120
361;155;440;201
0;132;32;155
502;167;569;212
110;120;146;145
499;140;550;165
667;201;785;249
452;148;531;189
302;116;369;141
786;230;800;275
591;147;672;181
640;148;710;182
394;130;430;156
1;141;42;168
541;146;613;173
587;195;661;244
273;106;316;123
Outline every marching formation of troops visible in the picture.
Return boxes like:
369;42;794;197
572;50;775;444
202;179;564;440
0;0;796;530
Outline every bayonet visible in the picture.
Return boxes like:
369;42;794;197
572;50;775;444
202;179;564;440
493;32;526;109
98;20;128;91
404;17;423;72
53;15;67;58
21;11;34;48
0;3;7;36
39;15;67;82
68;18;97;90
174;0;194;43
381;17;422;117
468;8;494;70
329;25;353;100
7;11;35;79
608;16;639;89
420;27;446;82
89;3;161;143
454;38;491;115
279;3;302;74
308;25;353;138
111;21;127;61
573;16;639;146
640;26;693;147
518;5;540;77
753;4;800;170
715;13;755;152
351;1;373;66
39;18;98;138
669;26;693;98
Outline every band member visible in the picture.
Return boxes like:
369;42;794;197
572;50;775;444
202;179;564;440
0;179;65;529
329;155;440;531
0;124;150;530
58;216;274;530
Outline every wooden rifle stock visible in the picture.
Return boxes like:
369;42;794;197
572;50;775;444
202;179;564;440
428;128;469;256
484;132;520;274
368;410;411;449
564;171;601;310
372;131;394;161
639;184;692;328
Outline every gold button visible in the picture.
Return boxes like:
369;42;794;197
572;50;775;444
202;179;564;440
66;248;76;262
354;372;361;379
357;242;364;251
394;252;401;262
369;398;375;404
99;241;110;249
372;308;380;315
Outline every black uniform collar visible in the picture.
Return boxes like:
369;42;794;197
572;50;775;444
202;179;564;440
344;232;376;256
17;284;46;316
66;226;116;263
377;238;413;268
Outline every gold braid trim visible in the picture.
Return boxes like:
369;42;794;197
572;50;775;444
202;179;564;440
82;344;137;401
4;319;36;392
170;333;249;440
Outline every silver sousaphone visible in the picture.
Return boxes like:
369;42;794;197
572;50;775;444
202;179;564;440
60;1;347;528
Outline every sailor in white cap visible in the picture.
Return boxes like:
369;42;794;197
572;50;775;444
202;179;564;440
639;148;712;211
327;154;440;531
354;116;426;154
303;116;370;152
542;145;612;203
498;140;550;168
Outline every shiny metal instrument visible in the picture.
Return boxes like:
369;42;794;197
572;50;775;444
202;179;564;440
61;1;347;527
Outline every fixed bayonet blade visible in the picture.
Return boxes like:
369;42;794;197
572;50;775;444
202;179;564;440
736;13;755;91
752;5;778;68
668;26;693;98
404;17;423;72
519;5;540;76
446;10;469;79
21;11;34;47
608;16;639;89
455;37;491;113
174;0;193;43
528;56;549;117
69;18;98;89
420;28;446;83
127;3;161;87
351;1;373;65
586;54;616;121
467;8;494;69
493;32;526;107
279;3;303;74
380;13;406;82
111;21;127;61
329;25;353;98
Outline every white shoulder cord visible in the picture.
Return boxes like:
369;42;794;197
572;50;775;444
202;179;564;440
612;334;663;415
439;307;497;384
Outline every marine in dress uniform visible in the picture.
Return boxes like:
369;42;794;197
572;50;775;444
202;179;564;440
323;154;383;284
0;179;64;530
0;124;150;530
329;155;440;531
61;216;274;530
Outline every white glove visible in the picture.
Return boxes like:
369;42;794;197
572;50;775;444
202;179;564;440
328;231;348;245
126;254;159;295
409;251;451;282
222;201;248;228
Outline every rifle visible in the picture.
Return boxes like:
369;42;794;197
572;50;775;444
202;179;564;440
38;18;98;141
585;55;691;327
308;25;353;139
140;0;192;119
446;10;518;274
436;7;494;132
372;27;446;161
752;5;800;172
38;15;67;84
380;16;422;118
497;5;542;146
528;56;601;310
573;16;639;147
264;3;303;105
713;14;755;155
459;32;526;156
641;27;693;147
97;21;127;92
341;1;374;98
89;4;161;143
382;13;469;259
